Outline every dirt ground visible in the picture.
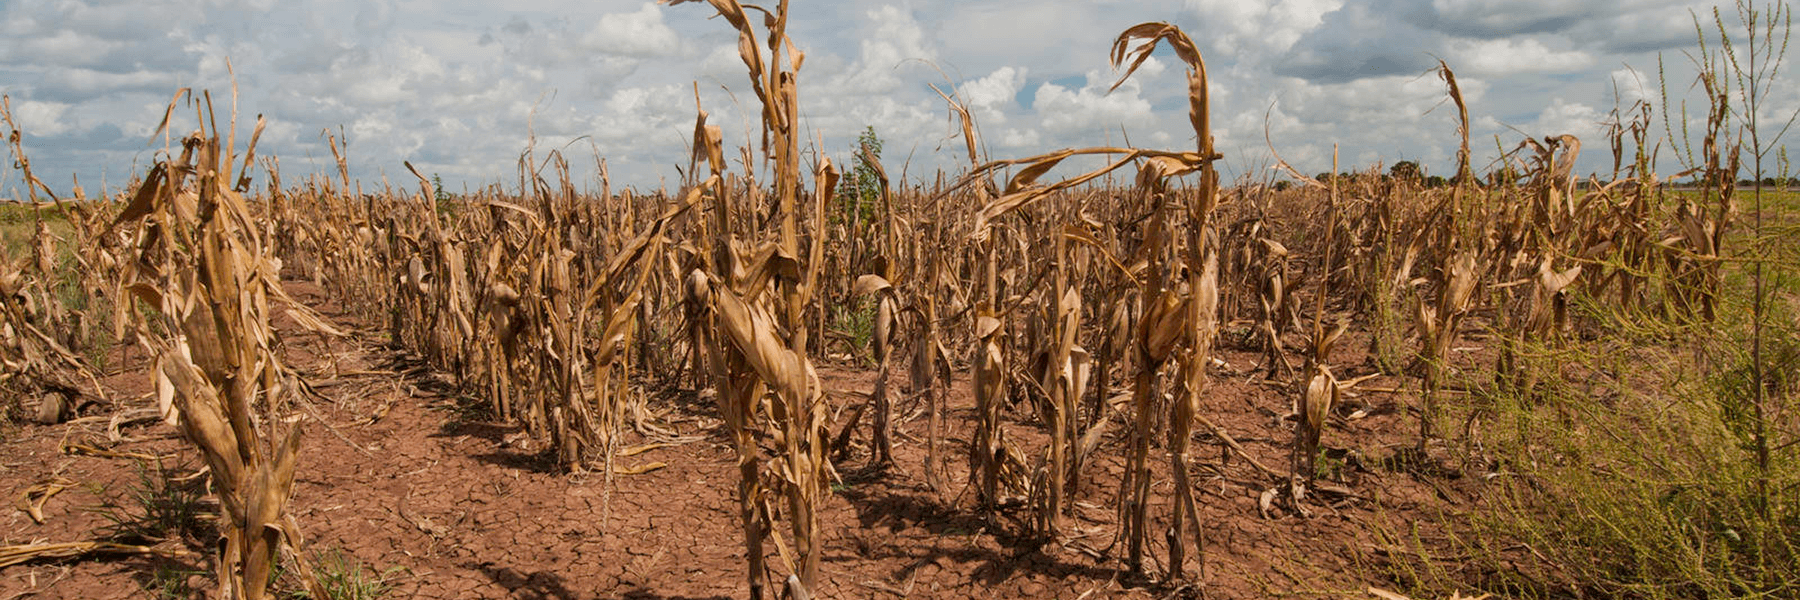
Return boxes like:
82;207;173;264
1;280;1471;599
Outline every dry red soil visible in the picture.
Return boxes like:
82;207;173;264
2;280;1471;599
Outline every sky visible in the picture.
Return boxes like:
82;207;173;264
2;0;1796;199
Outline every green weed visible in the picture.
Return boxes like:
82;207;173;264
97;460;214;546
141;562;203;600
297;548;402;600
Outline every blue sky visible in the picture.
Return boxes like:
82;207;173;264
1;0;1794;198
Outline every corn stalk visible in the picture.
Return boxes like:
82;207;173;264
666;1;832;596
115;92;335;600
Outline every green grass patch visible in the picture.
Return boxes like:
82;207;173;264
1382;267;1800;599
0;203;74;261
98;460;215;546
286;548;403;600
826;296;878;366
141;562;204;600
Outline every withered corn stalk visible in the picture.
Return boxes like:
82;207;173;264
1254;237;1297;379
0;97;115;422
1168;21;1220;577
114;91;334;600
1036;227;1086;535
1415;249;1478;449
667;0;833;596
934;20;1222;575
854;272;899;466
1103;22;1223;579
1412;62;1482;451
1292;205;1345;498
851;141;901;467
1487;135;1585;399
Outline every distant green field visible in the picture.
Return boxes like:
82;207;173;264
1664;186;1800;210
0;203;76;263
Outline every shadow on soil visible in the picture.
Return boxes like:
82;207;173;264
122;555;210;599
478;563;731;600
477;564;589;600
617;592;733;600
833;464;1121;587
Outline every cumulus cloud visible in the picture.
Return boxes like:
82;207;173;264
1448;38;1592;76
0;4;192;74
34;69;180;101
934;1;1118;79
1522;98;1606;142
999;128;1042;149
1422;0;1604;38
1185;0;1343;58
12;100;72;137
1572;0;1714;54
582;3;681;58
833;5;934;95
959;66;1027;126
1034;68;1157;136
1277;1;1440;82
1607;66;1656;107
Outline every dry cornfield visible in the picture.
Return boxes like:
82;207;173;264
2;4;1798;600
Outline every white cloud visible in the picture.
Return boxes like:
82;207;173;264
36;68;179;100
1278;1;1439;82
602;84;687;125
697;42;745;82
1426;0;1602;36
13;100;72;137
1034;70;1156;136
999;128;1041;149
1524;98;1605;142
1607;66;1654;107
350;114;396;141
14;30;110;68
582;3;680;58
325;44;449;107
1577;2;1709;53
835;5;933;95
1185;0;1343;56
1449;38;1592;76
959;66;1026;126
961;66;1025;110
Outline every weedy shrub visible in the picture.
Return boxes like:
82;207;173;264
430;173;457;218
834;125;884;227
